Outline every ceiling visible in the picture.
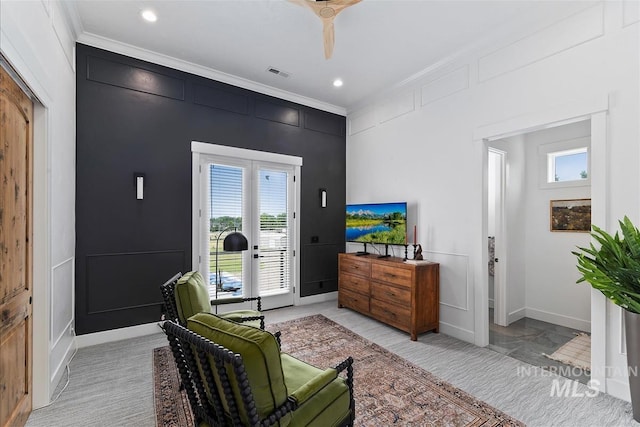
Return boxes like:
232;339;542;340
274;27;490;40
66;0;595;114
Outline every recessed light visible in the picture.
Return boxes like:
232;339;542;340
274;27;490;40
333;79;343;88
141;9;157;22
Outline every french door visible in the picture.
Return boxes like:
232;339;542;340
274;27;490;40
192;143;301;310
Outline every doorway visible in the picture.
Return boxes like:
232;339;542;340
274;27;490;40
192;143;302;310
485;121;593;383
488;148;507;326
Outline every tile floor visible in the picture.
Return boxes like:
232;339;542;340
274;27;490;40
488;309;591;384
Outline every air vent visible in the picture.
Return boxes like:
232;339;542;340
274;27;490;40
266;67;291;78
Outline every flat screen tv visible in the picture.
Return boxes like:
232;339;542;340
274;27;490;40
346;202;407;245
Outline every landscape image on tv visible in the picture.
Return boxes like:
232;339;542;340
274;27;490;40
346;202;407;244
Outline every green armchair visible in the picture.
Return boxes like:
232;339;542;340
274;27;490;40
162;312;355;426
160;271;265;329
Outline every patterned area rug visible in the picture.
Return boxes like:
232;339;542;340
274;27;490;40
153;346;193;426
154;314;525;426
545;333;591;372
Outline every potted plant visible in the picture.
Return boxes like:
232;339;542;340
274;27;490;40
573;216;640;421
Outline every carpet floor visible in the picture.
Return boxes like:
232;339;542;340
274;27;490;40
154;314;524;426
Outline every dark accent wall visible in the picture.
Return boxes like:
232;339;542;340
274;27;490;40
76;44;346;334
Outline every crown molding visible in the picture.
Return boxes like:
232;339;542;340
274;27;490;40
76;32;346;117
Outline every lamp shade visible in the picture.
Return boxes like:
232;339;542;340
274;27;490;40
223;231;248;252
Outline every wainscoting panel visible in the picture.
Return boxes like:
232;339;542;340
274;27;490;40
421;66;469;107
304;110;344;136
51;257;74;347
425;251;469;311
255;99;300;127
50;256;75;391
478;4;604;82
85;250;185;314
623;0;640;27
86;56;186;100
303;244;339;296
378;91;415;124
348;108;377;136
193;83;249;115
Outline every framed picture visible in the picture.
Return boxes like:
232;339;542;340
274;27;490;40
550;198;591;232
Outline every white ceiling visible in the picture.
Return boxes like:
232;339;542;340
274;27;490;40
66;0;595;114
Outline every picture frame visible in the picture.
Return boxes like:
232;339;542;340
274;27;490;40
550;198;591;232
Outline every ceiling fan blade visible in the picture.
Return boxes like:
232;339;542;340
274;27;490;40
322;18;335;59
330;0;363;9
289;0;362;59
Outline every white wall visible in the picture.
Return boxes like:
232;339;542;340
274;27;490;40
1;0;76;407
346;1;638;401
523;121;591;331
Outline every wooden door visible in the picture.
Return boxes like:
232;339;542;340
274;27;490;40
0;64;33;427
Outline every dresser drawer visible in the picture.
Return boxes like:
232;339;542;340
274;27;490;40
340;256;371;278
371;281;410;306
339;273;370;295
370;298;410;329
339;288;370;314
371;263;412;288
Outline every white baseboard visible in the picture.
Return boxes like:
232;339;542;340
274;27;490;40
508;307;526;324
525;307;591;332
76;322;163;348
439;321;474;344
298;291;338;306
605;377;631;402
49;334;75;401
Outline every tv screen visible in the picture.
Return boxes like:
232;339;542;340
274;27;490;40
346;202;407;245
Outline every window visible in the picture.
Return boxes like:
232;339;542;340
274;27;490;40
547;147;589;183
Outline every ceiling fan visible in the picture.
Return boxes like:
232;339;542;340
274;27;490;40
289;0;362;59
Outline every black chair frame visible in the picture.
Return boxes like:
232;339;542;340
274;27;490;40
161;320;355;427
160;272;265;330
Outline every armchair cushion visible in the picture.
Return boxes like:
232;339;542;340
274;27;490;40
281;354;351;427
175;271;212;324
187;312;288;423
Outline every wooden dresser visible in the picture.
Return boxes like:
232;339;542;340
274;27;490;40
338;253;439;340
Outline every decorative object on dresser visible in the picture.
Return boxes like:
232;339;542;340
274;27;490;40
414;243;423;260
338;253;439;340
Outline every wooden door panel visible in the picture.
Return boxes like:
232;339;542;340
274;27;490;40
0;318;29;427
1;97;29;301
0;64;33;427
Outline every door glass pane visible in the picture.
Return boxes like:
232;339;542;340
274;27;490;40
258;169;290;295
209;164;245;300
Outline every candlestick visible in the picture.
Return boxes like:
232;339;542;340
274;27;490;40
413;225;417;245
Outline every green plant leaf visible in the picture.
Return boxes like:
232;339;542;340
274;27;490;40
574;217;640;314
